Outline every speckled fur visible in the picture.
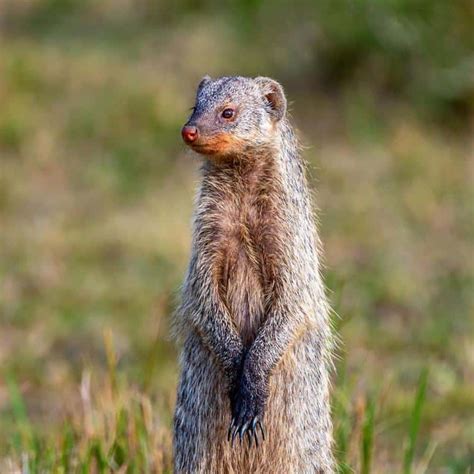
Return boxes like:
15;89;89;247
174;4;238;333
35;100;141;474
173;76;334;473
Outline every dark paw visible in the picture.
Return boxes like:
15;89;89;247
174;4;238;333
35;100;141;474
228;414;265;448
227;373;267;447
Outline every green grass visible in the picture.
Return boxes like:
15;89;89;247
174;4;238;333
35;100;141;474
2;352;433;473
1;2;473;472
403;369;429;474
361;394;376;474
4;334;173;473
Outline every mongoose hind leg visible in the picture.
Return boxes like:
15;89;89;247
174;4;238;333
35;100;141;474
173;333;235;473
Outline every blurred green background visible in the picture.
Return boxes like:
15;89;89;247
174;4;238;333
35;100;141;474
0;0;473;472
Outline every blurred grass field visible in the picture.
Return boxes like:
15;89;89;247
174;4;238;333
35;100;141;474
0;1;473;472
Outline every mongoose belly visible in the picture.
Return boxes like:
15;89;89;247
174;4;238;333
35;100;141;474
223;246;265;346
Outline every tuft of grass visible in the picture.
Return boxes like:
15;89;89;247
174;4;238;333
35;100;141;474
6;374;33;453
361;394;376;474
4;340;173;473
403;368;429;474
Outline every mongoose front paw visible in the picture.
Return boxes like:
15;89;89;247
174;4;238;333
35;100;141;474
227;372;267;447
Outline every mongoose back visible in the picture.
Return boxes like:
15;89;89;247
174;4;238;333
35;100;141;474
173;75;334;473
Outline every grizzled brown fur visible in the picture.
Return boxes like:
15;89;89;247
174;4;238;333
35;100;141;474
173;76;334;473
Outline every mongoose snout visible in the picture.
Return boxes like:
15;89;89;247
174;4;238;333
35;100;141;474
181;124;199;144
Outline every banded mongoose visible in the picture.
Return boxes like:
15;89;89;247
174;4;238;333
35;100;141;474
173;75;334;473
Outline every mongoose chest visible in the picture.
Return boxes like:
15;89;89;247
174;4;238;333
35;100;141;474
208;169;278;347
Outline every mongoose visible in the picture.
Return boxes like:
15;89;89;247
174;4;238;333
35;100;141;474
173;76;334;473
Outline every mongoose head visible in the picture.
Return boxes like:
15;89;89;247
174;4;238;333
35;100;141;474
181;76;287;158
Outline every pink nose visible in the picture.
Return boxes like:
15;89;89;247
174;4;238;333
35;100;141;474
182;125;198;144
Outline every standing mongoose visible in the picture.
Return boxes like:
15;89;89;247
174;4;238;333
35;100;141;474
173;75;334;473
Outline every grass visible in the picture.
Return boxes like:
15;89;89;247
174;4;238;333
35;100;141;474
4;334;173;473
361;394;376;474
2;360;432;473
0;2;473;473
1;336;432;474
403;369;429;474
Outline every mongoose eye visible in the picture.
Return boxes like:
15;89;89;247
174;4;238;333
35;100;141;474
221;108;235;119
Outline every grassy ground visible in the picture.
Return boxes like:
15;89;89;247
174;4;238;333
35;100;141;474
0;3;473;473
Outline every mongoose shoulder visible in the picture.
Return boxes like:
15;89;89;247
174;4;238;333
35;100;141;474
174;75;334;473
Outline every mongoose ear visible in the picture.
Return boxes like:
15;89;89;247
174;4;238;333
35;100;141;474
255;77;287;122
197;75;212;93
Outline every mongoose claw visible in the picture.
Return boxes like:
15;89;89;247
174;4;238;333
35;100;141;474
229;372;267;448
248;417;257;447
229;410;266;448
251;416;258;432
231;425;239;447
247;417;262;447
253;428;259;447
238;421;250;443
246;430;253;447
227;419;235;442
